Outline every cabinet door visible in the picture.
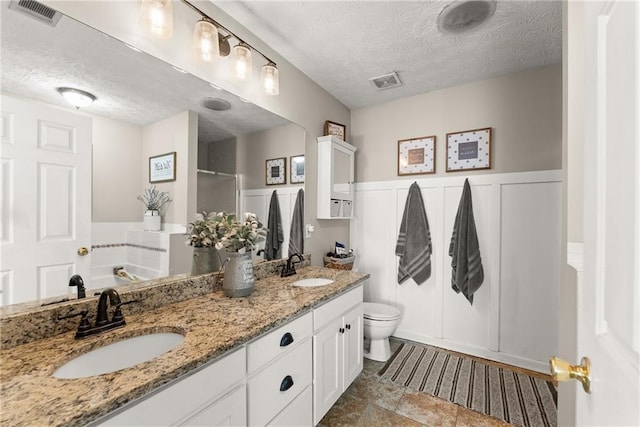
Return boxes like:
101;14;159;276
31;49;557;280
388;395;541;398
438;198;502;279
180;385;246;426
331;143;354;201
342;304;363;388
313;317;343;424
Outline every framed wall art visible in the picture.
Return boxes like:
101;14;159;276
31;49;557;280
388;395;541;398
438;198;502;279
397;135;436;176
324;120;346;141
149;151;176;183
265;157;286;185
446;127;492;172
290;155;305;184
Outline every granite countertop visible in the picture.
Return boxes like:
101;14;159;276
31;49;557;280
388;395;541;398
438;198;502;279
0;266;369;427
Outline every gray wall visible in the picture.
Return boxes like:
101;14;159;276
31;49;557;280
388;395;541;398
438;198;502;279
351;64;562;183
237;124;305;190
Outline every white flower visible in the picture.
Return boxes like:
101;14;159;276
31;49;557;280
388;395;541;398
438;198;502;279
238;247;246;254
215;242;223;250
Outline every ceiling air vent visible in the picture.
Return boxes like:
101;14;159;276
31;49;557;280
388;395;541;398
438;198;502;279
369;72;402;91
9;0;62;26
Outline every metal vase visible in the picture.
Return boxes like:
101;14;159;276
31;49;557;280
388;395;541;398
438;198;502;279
222;251;255;298
191;247;222;276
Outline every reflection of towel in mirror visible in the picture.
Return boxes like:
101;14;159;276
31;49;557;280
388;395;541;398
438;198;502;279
288;189;304;256
265;190;284;260
289;188;304;256
449;178;484;305
395;182;432;285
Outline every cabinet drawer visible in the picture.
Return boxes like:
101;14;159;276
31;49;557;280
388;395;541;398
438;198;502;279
98;348;245;426
313;285;363;331
180;384;246;426
268;385;312;427
248;338;312;426
247;311;312;373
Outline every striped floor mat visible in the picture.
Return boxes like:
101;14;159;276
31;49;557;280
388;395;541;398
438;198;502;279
378;342;557;427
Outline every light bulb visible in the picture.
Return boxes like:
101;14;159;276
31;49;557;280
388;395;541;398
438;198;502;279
260;62;279;96
232;42;252;81
193;19;219;63
139;0;173;39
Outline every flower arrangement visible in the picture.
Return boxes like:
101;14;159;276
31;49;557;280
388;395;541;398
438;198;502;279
186;211;267;253
137;186;172;212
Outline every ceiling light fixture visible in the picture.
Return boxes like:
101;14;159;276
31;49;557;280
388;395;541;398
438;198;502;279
57;87;96;109
437;0;497;35
139;0;279;95
139;0;173;39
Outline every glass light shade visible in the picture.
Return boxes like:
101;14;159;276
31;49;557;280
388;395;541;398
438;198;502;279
192;19;219;63
139;0;173;39
232;43;252;81
260;62;279;95
57;87;96;109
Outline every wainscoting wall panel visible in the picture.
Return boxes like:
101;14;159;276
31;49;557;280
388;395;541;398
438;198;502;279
350;170;561;372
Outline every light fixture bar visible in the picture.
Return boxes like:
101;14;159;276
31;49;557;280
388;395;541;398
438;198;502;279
180;0;276;67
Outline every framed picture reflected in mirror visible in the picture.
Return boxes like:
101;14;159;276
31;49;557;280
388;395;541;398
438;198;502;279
266;157;286;185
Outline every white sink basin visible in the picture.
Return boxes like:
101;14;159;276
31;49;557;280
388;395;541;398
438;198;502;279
292;278;334;287
53;332;185;379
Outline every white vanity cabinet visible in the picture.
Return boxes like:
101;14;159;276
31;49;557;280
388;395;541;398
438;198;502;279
95;348;246;426
312;286;364;424
247;312;313;426
91;286;364;427
317;135;357;219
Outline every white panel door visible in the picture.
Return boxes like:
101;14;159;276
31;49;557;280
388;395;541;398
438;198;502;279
0;95;91;304
568;1;639;425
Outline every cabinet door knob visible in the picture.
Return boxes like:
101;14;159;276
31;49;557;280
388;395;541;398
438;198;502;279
279;375;294;392
339;327;345;334
279;332;294;347
345;324;351;330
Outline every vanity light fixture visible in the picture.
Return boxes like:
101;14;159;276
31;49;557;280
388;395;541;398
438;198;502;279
232;42;252;81
192;18;219;62
56;87;96;109
139;0;279;95
260;61;279;96
139;0;173;39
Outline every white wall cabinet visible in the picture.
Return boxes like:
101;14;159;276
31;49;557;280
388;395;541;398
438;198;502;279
313;286;364;424
317;135;357;219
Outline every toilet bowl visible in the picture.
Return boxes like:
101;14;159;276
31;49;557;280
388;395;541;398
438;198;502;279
363;302;401;362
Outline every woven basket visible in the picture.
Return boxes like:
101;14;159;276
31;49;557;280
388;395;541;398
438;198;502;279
323;256;355;270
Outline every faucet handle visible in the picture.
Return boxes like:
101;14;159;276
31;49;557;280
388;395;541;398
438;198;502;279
112;299;139;323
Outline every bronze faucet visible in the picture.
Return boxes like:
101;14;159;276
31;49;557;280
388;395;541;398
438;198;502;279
281;253;303;277
58;288;137;339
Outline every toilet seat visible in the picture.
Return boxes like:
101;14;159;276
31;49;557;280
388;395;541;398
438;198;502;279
363;302;401;321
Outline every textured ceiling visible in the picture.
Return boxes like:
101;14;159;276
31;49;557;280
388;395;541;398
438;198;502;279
0;5;290;143
216;0;562;109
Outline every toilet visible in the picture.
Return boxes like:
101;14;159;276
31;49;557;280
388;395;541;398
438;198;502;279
363;302;402;362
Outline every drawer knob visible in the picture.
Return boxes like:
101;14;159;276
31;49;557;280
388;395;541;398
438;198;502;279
280;375;294;392
280;332;294;347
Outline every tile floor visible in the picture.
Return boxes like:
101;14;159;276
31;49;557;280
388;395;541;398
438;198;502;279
318;338;515;427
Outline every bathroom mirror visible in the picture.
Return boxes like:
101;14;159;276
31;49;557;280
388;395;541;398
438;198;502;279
0;3;305;308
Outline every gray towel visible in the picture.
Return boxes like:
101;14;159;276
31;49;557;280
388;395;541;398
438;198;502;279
395;182;432;285
288;189;304;256
449;178;484;305
265;190;284;260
